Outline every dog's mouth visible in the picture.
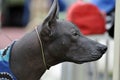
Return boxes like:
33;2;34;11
68;53;104;64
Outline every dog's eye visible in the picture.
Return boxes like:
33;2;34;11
72;31;79;36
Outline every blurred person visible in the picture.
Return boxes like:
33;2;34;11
67;0;106;35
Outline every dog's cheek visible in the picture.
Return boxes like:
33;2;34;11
65;43;91;61
47;40;71;58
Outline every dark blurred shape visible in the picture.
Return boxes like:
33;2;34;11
108;22;114;38
107;11;115;38
2;0;30;27
67;1;106;35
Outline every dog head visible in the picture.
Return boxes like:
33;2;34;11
39;0;107;64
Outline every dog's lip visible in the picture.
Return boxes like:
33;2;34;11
70;54;103;64
92;54;103;59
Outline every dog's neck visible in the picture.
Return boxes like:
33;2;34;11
10;28;62;80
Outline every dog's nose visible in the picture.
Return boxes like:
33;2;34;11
97;45;107;54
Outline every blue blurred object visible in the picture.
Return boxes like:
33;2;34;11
59;0;66;11
89;0;115;14
51;0;66;12
22;0;31;26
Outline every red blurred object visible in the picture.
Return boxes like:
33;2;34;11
67;1;106;35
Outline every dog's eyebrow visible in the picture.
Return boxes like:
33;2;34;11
70;22;77;27
69;28;80;36
71;27;79;32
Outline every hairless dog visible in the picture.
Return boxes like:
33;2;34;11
0;0;107;80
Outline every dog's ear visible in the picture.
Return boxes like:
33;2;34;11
42;0;59;28
41;0;59;41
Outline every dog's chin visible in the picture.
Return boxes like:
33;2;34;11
71;54;103;64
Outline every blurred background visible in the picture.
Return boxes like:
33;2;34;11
0;0;116;80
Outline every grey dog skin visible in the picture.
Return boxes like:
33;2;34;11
10;0;107;80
